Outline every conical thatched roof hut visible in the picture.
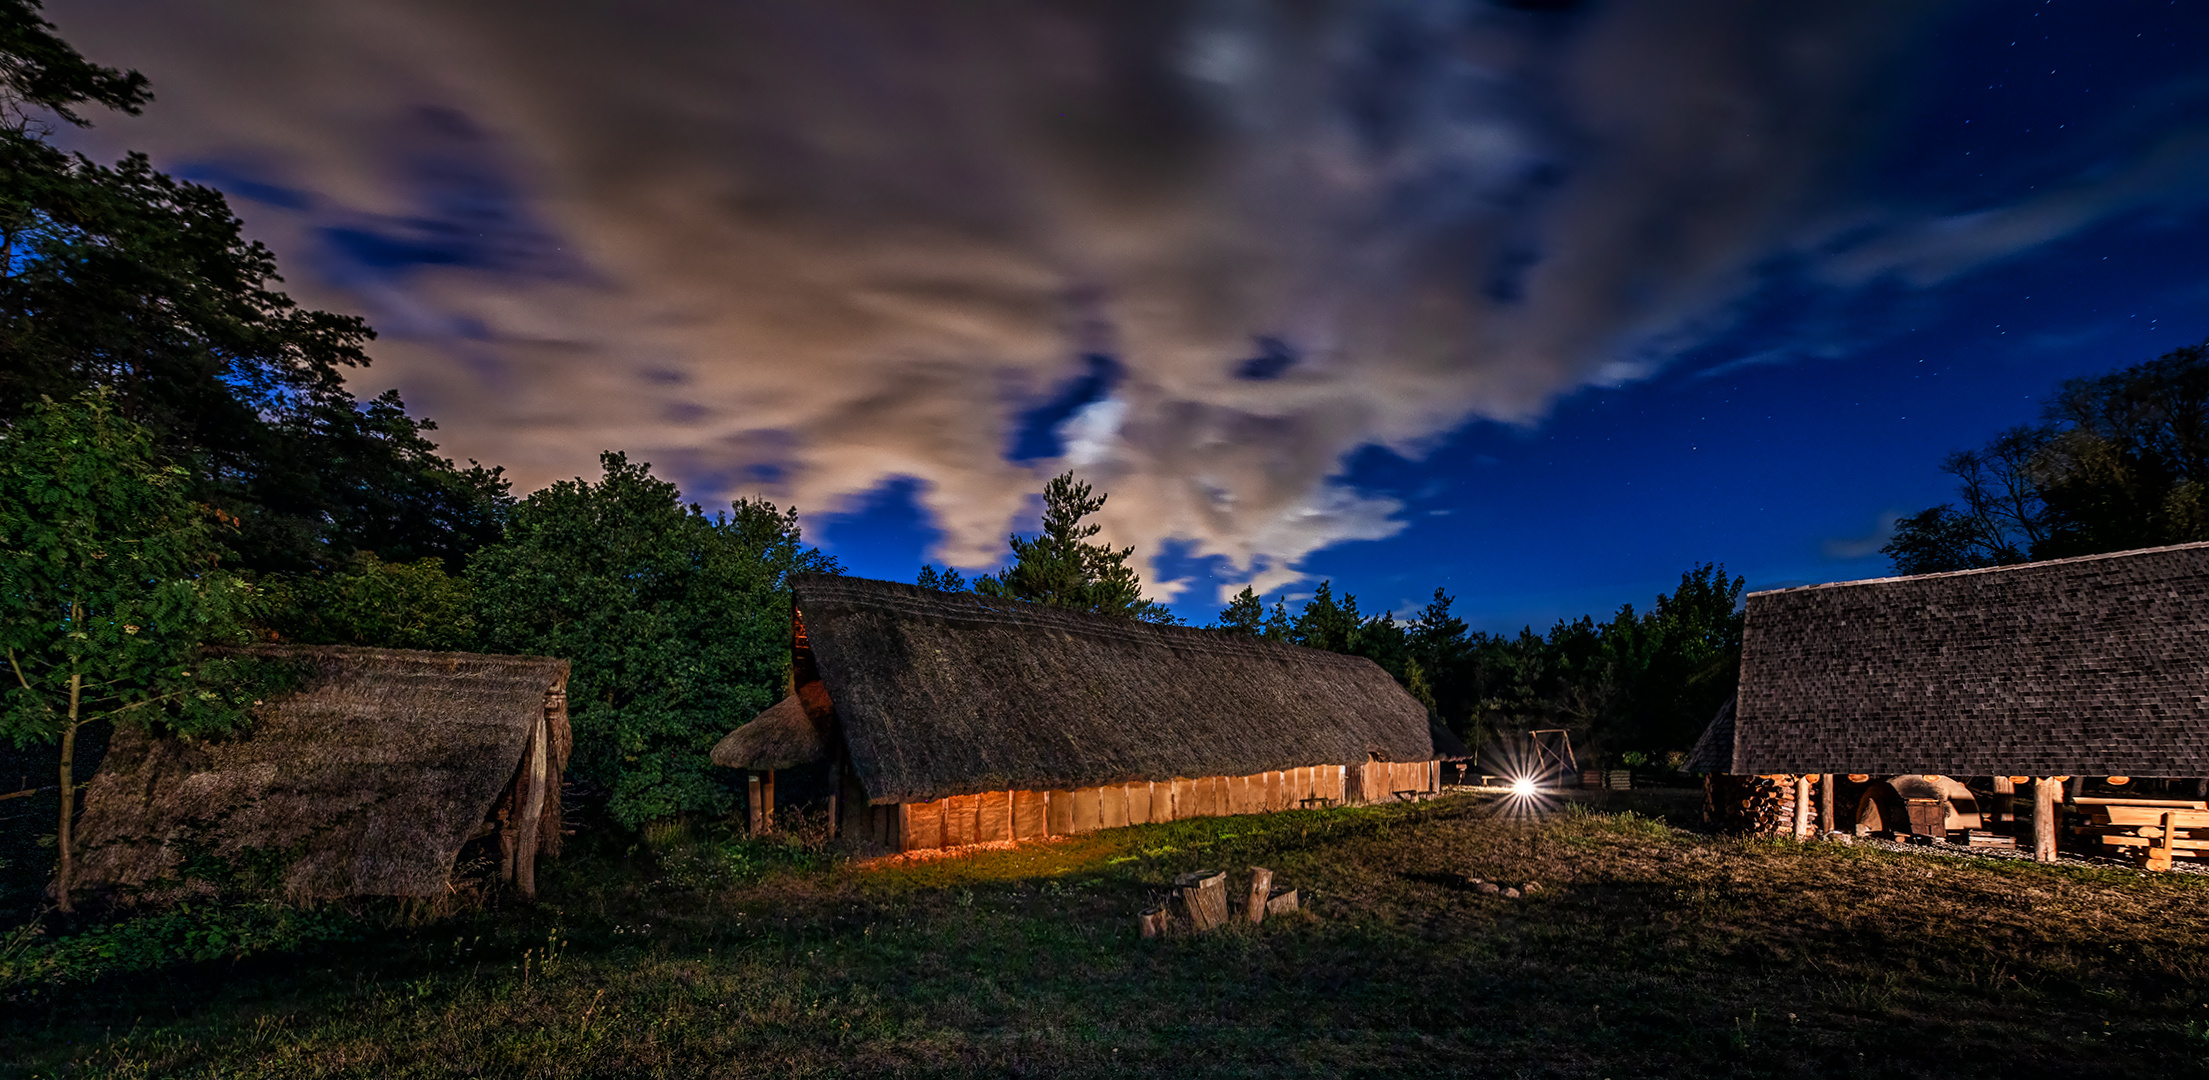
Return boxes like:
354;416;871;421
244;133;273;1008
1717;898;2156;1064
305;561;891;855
73;645;569;902
713;575;1451;853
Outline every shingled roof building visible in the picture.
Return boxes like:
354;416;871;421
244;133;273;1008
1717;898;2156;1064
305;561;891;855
712;575;1450;853
1731;542;2209;778
74;645;570;902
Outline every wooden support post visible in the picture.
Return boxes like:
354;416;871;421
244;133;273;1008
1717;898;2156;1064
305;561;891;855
1793;775;1813;840
514;714;549;901
2033;777;2062;862
748;773;765;835
1176;871;1229;932
1818;774;1835;837
1991;775;2014;827
1246;867;1275;925
762;769;776;832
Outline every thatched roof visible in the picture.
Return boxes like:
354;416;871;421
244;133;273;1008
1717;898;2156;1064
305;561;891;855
793;575;1437;804
1732;542;2209;776
74;645;569;900
712;681;836;770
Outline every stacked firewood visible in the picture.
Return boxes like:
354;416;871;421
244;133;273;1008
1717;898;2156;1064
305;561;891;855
1703;774;1806;835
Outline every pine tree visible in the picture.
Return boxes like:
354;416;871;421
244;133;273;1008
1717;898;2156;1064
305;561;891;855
973;472;1174;622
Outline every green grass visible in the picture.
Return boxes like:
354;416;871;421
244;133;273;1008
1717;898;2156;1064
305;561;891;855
7;793;2209;1078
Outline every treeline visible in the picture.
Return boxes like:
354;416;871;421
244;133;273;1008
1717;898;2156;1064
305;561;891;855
1207;567;1743;767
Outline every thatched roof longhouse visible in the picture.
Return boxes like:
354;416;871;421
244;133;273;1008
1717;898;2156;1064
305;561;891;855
73;645;569;901
792;575;1438;805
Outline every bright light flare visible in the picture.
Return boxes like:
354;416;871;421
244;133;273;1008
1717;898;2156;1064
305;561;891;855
1510;776;1538;797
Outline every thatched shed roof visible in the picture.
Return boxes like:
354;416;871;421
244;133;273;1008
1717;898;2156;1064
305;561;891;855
793;575;1436;804
712;681;836;770
1683;696;1736;775
1732;542;2209;777
74;645;569;900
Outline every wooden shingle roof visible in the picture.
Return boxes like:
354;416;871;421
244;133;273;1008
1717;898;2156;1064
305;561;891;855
1732;542;2209;776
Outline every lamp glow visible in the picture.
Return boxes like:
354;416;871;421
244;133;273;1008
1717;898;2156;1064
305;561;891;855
1510;776;1538;797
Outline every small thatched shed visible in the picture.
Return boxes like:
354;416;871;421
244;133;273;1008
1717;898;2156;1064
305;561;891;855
713;575;1450;853
73;645;570;902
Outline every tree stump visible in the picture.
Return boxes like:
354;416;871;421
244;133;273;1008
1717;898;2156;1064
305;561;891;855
1176;870;1229;931
1138;905;1170;938
1246;867;1274;925
1264;887;1299;916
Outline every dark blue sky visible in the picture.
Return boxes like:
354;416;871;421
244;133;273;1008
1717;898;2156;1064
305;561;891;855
814;0;2209;630
55;0;2209;634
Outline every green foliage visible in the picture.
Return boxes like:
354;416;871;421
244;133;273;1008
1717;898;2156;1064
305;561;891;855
469;452;840;828
0;391;265;907
0;899;360;991
914;564;967;592
1213;585;1263;634
972;472;1175;622
0;5;508;574
257;553;475;651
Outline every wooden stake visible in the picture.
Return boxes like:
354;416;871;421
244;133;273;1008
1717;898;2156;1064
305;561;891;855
2033;777;2062;862
1819;774;1835;836
1246;867;1274;925
1175;870;1229;932
1793;775;1813;840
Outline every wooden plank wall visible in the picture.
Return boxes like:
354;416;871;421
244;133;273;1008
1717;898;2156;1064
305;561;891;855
889;760;1439;853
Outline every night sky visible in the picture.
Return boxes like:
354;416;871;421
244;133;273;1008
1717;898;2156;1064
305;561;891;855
48;0;2209;631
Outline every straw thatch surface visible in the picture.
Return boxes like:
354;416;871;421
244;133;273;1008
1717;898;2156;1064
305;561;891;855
713;681;836;770
793;575;1435;804
73;645;569;900
1733;542;2209;776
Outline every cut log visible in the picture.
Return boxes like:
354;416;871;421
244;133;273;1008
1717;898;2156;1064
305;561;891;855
1176;870;1229;932
1138;906;1170;939
1265;887;1299;916
1246;867;1274;925
1819;774;1836;836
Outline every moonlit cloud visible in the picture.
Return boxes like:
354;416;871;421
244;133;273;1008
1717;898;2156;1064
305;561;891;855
56;0;2188;603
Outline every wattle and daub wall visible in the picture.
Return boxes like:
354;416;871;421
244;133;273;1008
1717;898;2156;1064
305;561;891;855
1733;542;2209;777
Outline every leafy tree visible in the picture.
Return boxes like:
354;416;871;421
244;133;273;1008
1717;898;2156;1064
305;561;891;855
1880;426;2050;574
915;564;967;592
257;553;475;651
0;392;259;910
973;472;1175;622
0;0;509;573
2034;342;2209;558
469;453;840;828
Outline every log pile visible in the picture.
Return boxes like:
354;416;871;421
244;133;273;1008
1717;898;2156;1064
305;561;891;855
1703;774;1819;836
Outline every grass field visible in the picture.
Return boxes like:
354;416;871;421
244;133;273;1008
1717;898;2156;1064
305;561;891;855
7;791;2209;1079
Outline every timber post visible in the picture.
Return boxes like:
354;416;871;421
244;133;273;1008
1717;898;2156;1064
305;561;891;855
1793;775;1813;840
1818;774;1835;837
2033;777;2063;862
